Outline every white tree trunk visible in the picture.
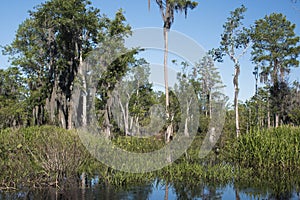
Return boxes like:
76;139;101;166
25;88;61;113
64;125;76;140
81;60;87;127
118;97;129;136
233;64;240;137
164;27;173;143
267;99;271;129
184;118;189;137
275;113;279;128
184;99;191;137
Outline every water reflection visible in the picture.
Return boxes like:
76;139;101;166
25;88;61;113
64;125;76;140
1;178;300;200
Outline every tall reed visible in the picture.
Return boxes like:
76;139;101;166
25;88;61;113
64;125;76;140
224;126;300;171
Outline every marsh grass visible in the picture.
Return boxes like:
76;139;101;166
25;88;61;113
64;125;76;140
223;126;300;171
0;126;90;189
112;136;164;153
1;125;300;194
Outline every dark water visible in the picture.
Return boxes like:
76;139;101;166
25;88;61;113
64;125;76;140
1;177;300;200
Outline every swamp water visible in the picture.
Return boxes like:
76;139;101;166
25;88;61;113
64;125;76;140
1;177;300;200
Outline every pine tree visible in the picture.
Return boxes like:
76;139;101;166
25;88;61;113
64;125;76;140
250;13;300;127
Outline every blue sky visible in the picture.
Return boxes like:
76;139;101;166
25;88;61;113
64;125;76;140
0;0;299;103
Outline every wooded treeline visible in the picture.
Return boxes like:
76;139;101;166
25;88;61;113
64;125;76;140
0;0;300;138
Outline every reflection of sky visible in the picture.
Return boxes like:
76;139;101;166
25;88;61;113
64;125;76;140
148;181;178;200
145;182;275;200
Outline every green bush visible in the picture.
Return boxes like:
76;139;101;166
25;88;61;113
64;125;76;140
0;126;90;189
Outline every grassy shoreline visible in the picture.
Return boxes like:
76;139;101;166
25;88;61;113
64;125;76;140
1;126;300;192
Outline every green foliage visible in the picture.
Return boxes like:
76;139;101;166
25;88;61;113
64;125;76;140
193;55;227;118
3;0;103;128
210;5;250;63
250;13;300;83
2;126;300;193
153;0;198;30
250;13;300;127
289;108;300;125
2;0;300;195
0;126;91;189
112;136;164;153
289;81;300;125
3;0;134;129
224;126;300;171
0;67;27;128
129;83;157;127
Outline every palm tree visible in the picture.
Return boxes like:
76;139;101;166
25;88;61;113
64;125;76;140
148;0;197;143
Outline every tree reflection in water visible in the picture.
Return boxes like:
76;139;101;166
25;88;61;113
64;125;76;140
1;174;300;200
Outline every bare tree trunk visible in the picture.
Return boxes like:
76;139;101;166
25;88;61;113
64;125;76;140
275;113;279;127
32;106;36;125
164;27;172;143
104;110;111;138
48;82;57;124
78;45;87;127
67;100;73;130
166;115;173;145
164;182;169;200
267;99;271;129
78;52;87;187
136;116;140;136
184;118;189;137
104;96;112;138
118;97;129;136
247;108;250;133
58;99;67;128
184;99;191;137
81;172;86;189
235;188;241;200
163;25;169;110
45;27;56;125
205;93;209;117
125;101;129;135
234;64;240;137
209;92;212;119
130;116;133;132
134;82;139;136
164;28;169;111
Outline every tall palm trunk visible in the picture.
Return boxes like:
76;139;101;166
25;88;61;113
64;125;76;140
164;182;169;200
148;0;198;142
164;27;172;143
164;27;169;111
